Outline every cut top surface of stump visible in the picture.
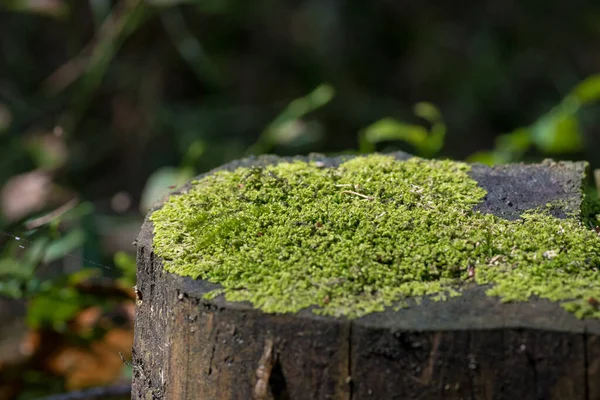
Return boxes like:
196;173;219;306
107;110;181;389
140;152;600;324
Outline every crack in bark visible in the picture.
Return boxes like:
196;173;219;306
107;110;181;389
584;329;589;400
207;328;219;376
253;337;275;400
467;332;476;400
523;333;538;400
347;322;353;400
423;332;441;385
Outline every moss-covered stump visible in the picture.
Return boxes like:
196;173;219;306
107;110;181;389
132;152;600;400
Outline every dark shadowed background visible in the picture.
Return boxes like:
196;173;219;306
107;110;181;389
1;0;599;398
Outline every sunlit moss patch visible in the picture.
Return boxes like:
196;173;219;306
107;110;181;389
151;155;600;319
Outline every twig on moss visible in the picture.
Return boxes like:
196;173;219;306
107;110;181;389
335;183;364;190
340;190;373;200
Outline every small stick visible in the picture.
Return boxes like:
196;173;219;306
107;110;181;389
340;190;373;200
467;265;476;279
25;197;79;230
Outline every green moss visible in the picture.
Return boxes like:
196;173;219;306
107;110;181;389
582;185;600;227
150;155;600;319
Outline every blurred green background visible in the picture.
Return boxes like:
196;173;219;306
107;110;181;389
1;0;600;398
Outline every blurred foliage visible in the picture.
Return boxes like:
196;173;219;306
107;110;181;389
1;0;600;398
359;74;600;163
469;75;600;165
359;102;445;157
247;83;335;155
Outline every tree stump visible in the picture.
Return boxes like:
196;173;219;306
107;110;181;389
132;153;600;400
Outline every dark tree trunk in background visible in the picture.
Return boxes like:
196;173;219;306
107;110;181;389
132;154;600;400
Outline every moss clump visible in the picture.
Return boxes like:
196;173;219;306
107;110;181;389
151;155;600;319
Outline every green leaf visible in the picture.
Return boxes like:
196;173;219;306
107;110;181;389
114;251;137;286
413;102;442;123
361;118;431;155
571;74;600;104
26;287;82;330
286;84;335;117
67;268;100;285
248;84;335;154
363;118;428;146
0;258;27;278
140;166;195;213
427;123;446;156
43;229;85;264
466;129;532;165
182;140;206;168
0;278;25;298
496;129;532;153
0;236;48;281
360;102;446;158
22;236;49;267
466;151;506;166
531;112;583;154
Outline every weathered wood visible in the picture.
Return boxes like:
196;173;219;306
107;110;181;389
132;153;600;400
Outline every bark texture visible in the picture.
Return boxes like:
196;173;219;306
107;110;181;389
132;153;600;400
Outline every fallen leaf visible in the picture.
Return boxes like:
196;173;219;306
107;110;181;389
1;170;53;221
